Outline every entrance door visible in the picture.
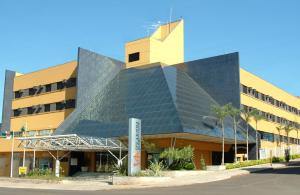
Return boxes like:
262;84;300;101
69;152;84;176
212;152;222;165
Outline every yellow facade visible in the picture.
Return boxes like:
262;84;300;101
0;60;78;176
125;19;184;68
11;61;77;133
240;68;300;149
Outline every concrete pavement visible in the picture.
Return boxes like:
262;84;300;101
0;159;298;191
0;160;299;195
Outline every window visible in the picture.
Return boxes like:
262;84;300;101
65;99;76;109
261;93;266;101
260;131;274;142
44;104;50;112
39;129;52;136
56;81;65;90
128;52;140;62
27;107;35;115
66;78;76;88
13;109;21;117
35;105;42;113
242;85;247;94
56;102;64;110
45;84;52;92
29;88;36;96
26;131;37;137
14;91;22;99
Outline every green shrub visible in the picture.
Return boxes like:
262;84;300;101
27;168;53;177
148;161;164;176
160;145;195;170
272;157;285;163
200;154;207;170
225;156;290;170
285;149;291;162
114;159;128;176
291;154;300;159
133;161;164;177
183;162;195;170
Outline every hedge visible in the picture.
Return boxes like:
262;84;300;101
225;154;300;170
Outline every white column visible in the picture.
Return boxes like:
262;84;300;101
55;160;60;177
128;118;141;176
23;148;26;167
10;132;14;178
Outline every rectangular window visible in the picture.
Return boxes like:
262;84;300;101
27;107;35;115
128;52;140;62
45;84;52;92
13;109;21;117
56;81;65;90
39;129;52;136
14;91;22;99
65;99;76;109
261;94;266;101
56;102;64;110
35;105;42;113
29;88;36;96
242;85;247;94
44;104;50;112
66;78;76;88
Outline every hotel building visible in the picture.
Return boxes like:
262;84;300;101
0;19;299;176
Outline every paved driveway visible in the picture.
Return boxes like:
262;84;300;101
1;162;299;195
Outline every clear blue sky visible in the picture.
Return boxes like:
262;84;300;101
0;0;299;121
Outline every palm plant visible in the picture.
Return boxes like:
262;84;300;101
212;104;229;165
294;120;300;146
241;108;252;161
225;103;241;163
276;125;283;154
250;109;264;160
283;123;295;147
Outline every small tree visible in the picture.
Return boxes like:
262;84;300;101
250;109;265;160
296;123;300;146
241;108;252;161
276;125;283;152
200;154;206;170
160;145;195;170
283;123;295;147
212;104;230;165
225;103;241;163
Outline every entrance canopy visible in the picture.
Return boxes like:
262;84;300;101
17;134;127;151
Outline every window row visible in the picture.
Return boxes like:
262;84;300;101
14;78;76;99
242;105;300;128
259;131;300;144
10;129;53;137
12;99;76;117
241;84;300;116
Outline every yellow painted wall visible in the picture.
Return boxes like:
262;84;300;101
150;20;184;66
240;68;300;148
125;19;184;68
10;108;74;132
9;60;78;134
0;139;25;152
13;61;77;90
125;38;150;68
12;87;76;109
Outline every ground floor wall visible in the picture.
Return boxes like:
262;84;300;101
3;136;278;177
142;138;233;169
0;151;70;177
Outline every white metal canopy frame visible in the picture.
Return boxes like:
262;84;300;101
17;134;128;166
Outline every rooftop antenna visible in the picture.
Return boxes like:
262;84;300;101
169;7;173;33
143;21;163;36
